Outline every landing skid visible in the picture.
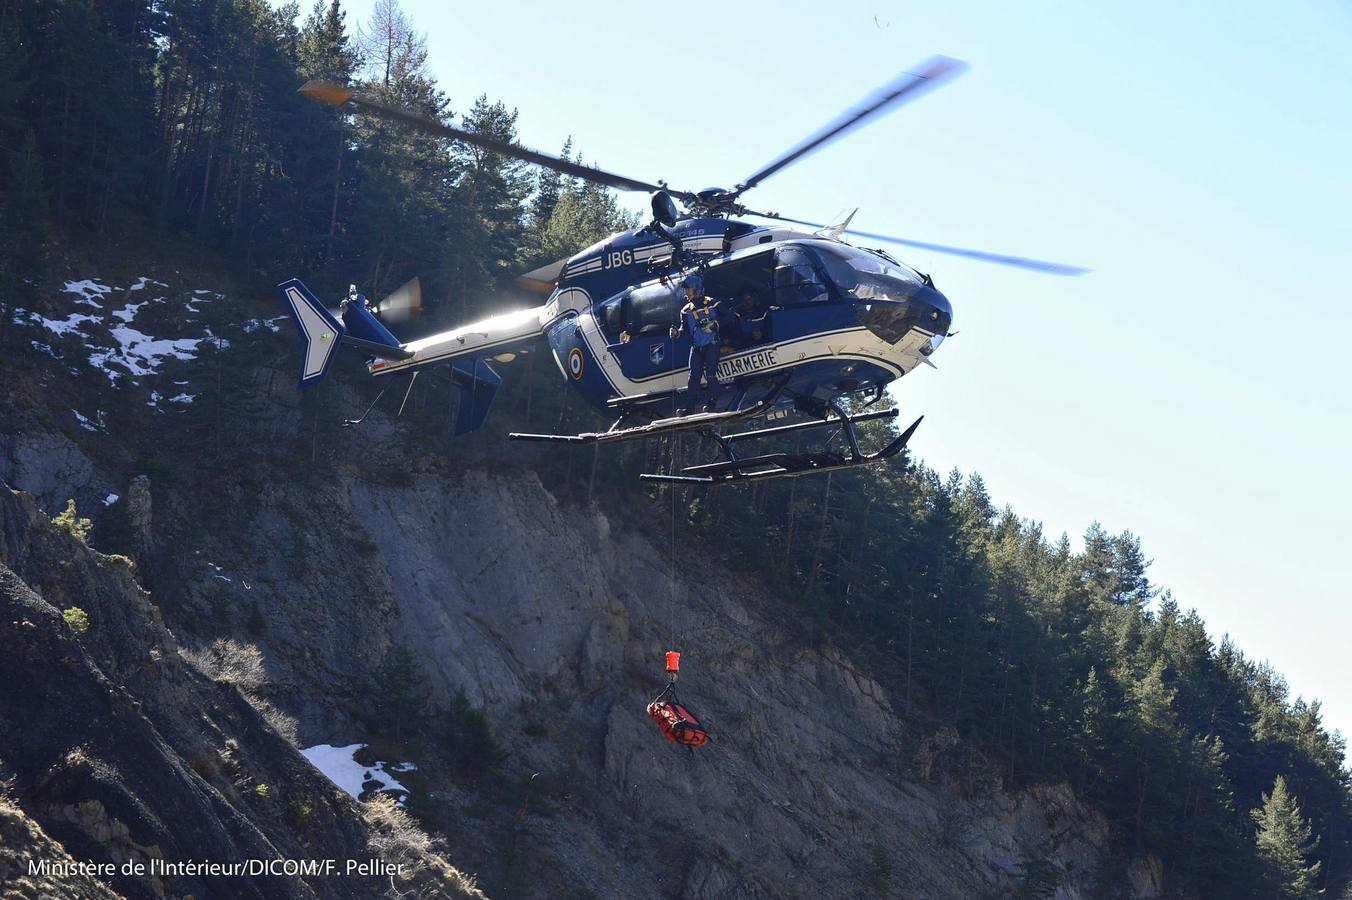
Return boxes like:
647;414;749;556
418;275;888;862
508;381;787;447
641;403;923;486
512;386;920;484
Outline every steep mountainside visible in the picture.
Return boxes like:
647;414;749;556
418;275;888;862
0;480;483;899
0;251;1171;898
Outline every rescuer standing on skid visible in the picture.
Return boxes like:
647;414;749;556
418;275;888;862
671;274;724;413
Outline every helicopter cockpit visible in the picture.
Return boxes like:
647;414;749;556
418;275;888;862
790;240;953;348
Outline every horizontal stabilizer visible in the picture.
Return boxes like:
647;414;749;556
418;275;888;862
341;334;414;360
278;278;344;386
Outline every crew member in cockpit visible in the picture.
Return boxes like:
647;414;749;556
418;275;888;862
729;288;767;346
670;274;725;413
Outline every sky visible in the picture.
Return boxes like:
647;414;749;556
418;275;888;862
321;0;1352;751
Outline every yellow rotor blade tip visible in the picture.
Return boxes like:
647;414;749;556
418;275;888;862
297;80;353;106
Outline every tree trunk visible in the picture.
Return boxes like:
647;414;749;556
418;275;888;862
327;124;343;260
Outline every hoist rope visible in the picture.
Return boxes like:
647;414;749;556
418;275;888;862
669;432;678;652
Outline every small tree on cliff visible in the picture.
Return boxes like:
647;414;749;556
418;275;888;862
1252;774;1322;899
372;645;429;744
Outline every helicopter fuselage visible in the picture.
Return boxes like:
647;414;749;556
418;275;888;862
365;217;954;419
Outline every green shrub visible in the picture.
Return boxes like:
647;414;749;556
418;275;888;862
254;783;271;800
441;689;507;777
62;607;90;634
54;499;92;542
865;845;893;891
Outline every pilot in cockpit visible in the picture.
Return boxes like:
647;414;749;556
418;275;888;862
728;288;767;346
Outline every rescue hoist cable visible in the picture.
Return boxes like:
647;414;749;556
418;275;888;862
644;315;707;747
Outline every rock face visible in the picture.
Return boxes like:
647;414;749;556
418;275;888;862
147;461;1159;899
126;475;153;560
0;482;483;900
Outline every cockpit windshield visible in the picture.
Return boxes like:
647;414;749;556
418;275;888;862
797;240;925;302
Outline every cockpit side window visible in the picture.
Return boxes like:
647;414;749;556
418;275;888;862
624;283;681;336
598;293;627;341
773;245;833;306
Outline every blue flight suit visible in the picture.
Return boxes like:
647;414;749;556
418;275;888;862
681;299;724;410
729;302;767;345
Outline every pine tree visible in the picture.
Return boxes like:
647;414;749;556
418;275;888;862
1252;775;1322;899
1125;658;1180;845
371;645;429;744
528;137;571;239
0;130;49;318
1074;667;1111;792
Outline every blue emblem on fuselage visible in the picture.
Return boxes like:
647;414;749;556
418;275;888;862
648;343;665;365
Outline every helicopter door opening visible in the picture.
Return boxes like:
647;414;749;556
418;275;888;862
702;251;776;349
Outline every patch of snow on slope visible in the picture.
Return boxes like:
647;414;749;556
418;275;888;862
17;276;229;382
242;316;286;333
63;279;112;308
90;326;211;380
301;744;413;806
21;311;101;338
112;301;150;323
72;410;106;433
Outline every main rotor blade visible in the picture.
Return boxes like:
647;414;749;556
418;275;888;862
753;211;1090;276
298;81;687;198
736;56;968;194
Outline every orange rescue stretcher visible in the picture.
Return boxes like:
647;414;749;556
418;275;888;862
646;681;708;747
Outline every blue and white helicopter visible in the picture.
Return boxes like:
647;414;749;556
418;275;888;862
280;57;1086;484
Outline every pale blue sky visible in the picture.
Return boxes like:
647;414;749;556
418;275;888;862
323;0;1352;750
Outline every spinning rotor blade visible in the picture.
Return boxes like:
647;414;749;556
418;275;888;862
372;276;423;322
735;56;968;194
298;81;687;198
752;211;1090;276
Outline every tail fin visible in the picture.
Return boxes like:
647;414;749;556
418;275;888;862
449;358;502;436
278;278;344;386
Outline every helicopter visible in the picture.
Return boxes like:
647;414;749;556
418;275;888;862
279;56;1086;484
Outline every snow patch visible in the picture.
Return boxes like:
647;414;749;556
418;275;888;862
168;393;195;404
185;290;223;314
17;277;230;383
89;326;212;380
72;410;106;433
300;744;413;806
21;310;101;338
112;301;149;323
242;316;286;334
104;493;119;506
63;279;113;308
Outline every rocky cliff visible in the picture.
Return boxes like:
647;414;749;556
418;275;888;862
0;255;1165;898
